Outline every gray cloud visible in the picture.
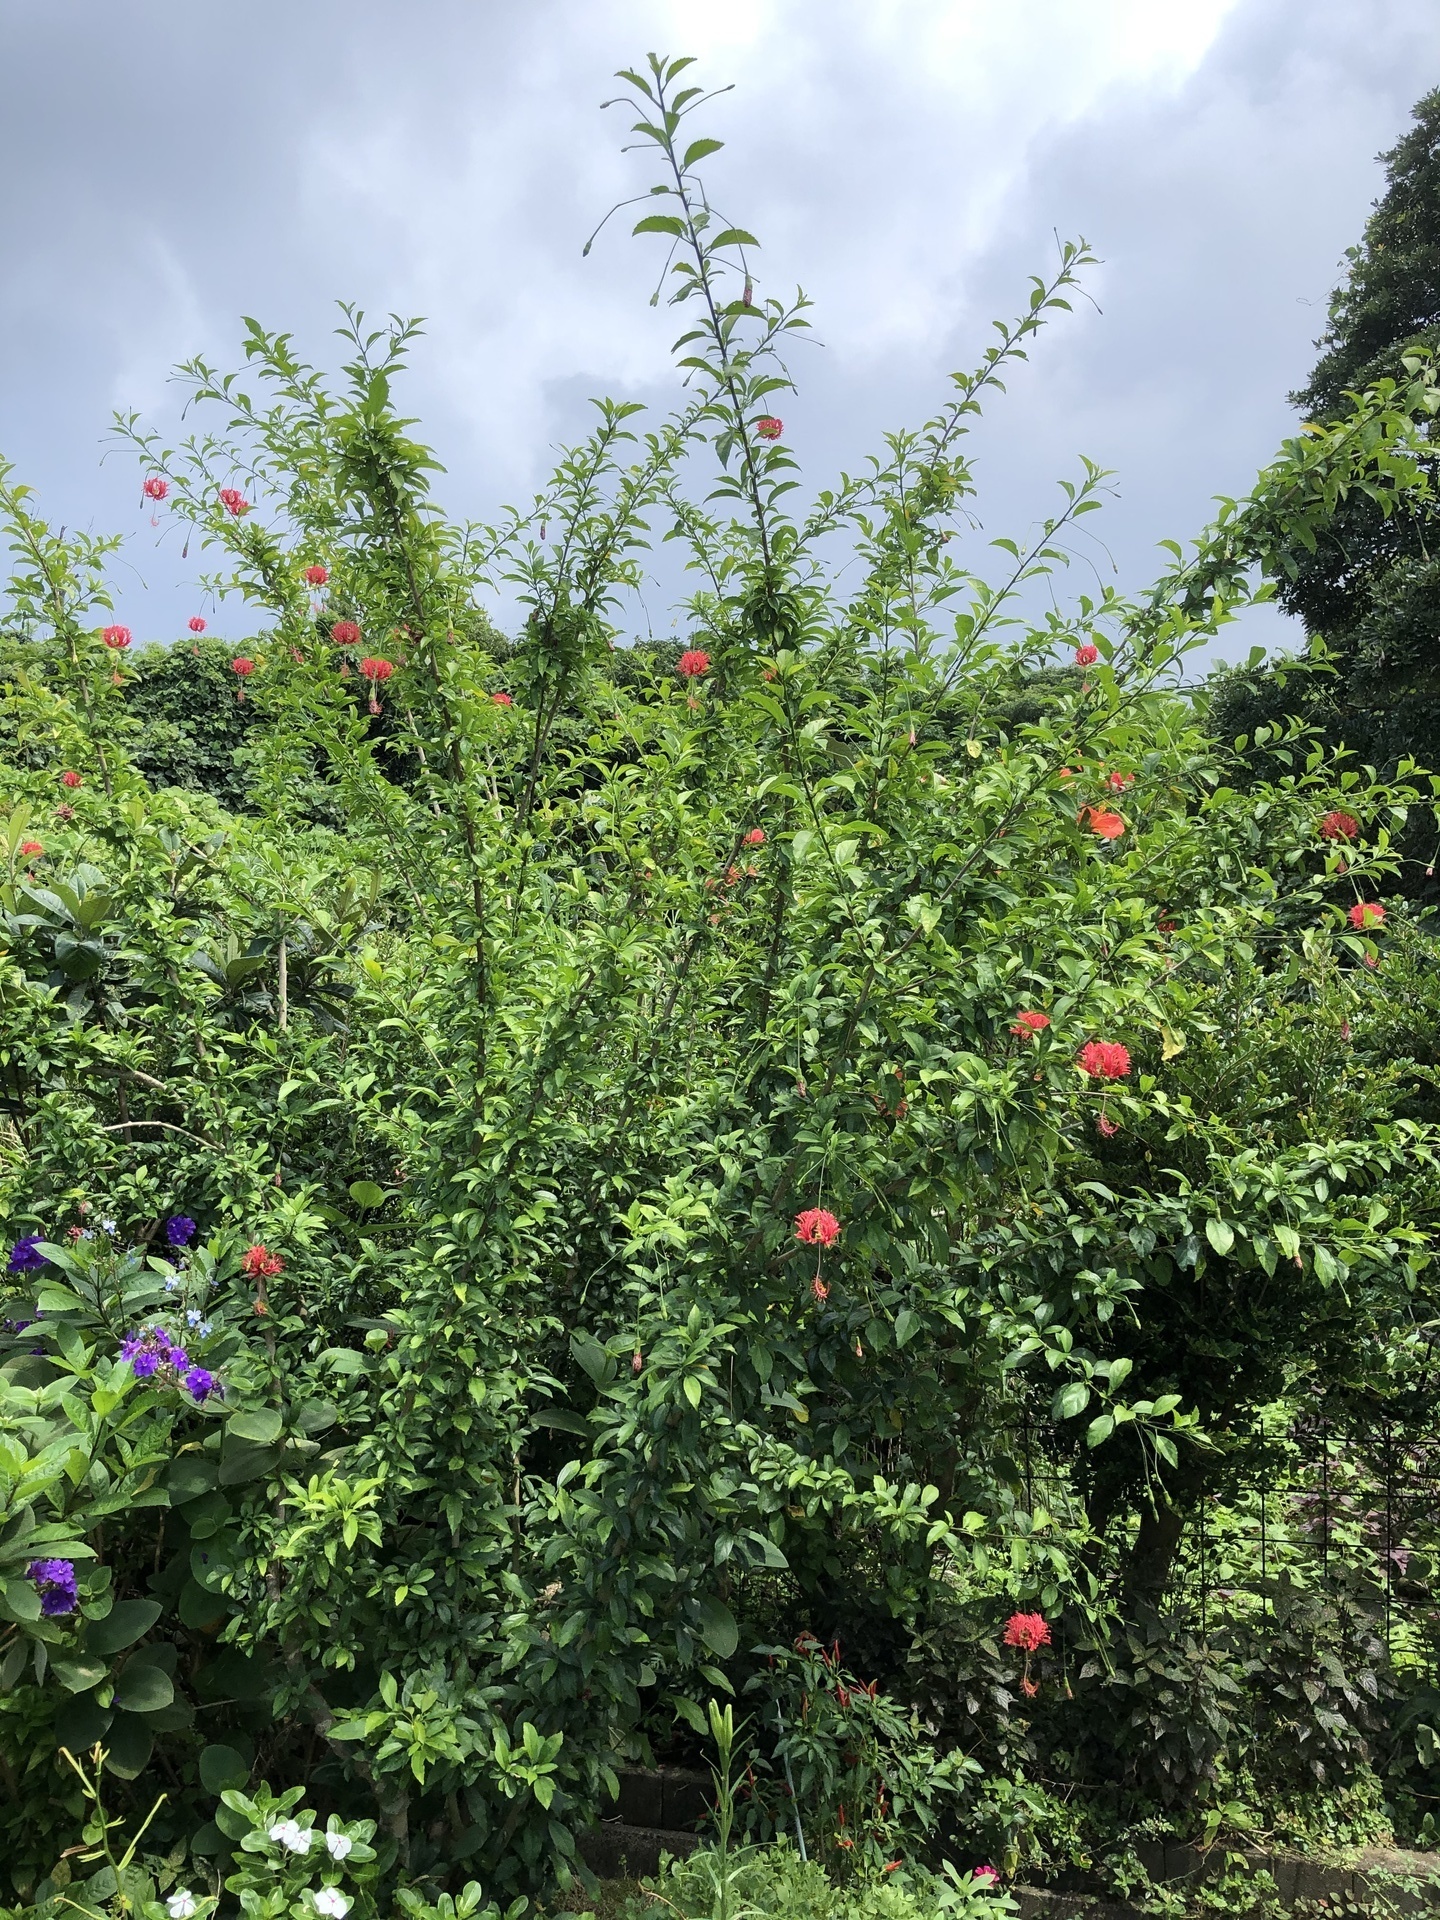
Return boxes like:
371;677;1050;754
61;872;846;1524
1;0;1437;658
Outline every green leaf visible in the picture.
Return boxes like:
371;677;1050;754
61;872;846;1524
632;214;686;238
102;1711;155;1779
693;1593;739;1661
682;137;724;169
1204;1217;1236;1257
348;1180;386;1210
86;1598;161;1657
708;227;760;248
166;1456;218;1503
1086;1414;1115;1449
199;1742;249;1794
113;1661;174;1713
53;1658;108;1694
1053;1380;1091;1421
226;1408;283;1447
894;1308;920;1349
54;1692;112;1751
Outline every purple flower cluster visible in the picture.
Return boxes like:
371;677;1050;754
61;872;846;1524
165;1215;197;1247
27;1558;77;1616
7;1236;46;1274
120;1326;219;1404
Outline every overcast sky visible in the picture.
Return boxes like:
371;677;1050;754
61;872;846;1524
1;0;1437;662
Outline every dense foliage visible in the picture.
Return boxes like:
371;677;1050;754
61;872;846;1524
5;52;1440;1919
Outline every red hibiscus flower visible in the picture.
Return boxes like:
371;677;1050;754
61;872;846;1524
795;1207;840;1248
142;476;168;501
1074;643;1098;666
102;625;132;650
188;616;206;633
1003;1611;1051;1652
754;416;783;440
218;487;249;517
305;564;329;586
330;621;360;647
1010;1010;1050;1038
1078;1040;1131;1080
744;827;766;847
491;691;513;706
678;649;711;677
1349;901;1385;930
1321;809;1359;841
1083;807;1125;840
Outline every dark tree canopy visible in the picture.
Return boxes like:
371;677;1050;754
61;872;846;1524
1211;89;1440;798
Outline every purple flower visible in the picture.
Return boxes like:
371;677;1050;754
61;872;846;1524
27;1558;77;1616
165;1215;197;1247
183;1367;217;1403
133;1352;159;1379
7;1236;46;1273
167;1346;189;1370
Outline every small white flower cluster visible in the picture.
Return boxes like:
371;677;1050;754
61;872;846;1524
166;1894;197;1920
260;1818;354;1914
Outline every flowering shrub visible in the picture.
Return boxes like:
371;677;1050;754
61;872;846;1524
2;43;1439;1909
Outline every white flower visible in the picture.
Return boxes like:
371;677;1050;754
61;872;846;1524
314;1890;351;1917
166;1894;197;1920
324;1831;353;1861
268;1819;312;1853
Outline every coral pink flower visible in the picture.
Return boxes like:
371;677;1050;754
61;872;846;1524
142;476;168;501
1010;1010;1050;1038
102;625;132;650
810;1275;829;1304
1083;807;1125;841
1078;1040;1131;1080
330;621;360;647
61;771;82;789
678;649;711;677
1348;901;1385;929
19;840;43;858
973;1867;1000;1888
1107;771;1134;792
1096;1113;1120;1138
795;1207;840;1248
1003;1611;1051;1652
231;657;255;677
491;691;513;706
755;416;783;440
218;487;249;517
359;656;393;683
241;1243;283;1278
744;827;766;847
304;564;329;586
1321;809;1359;841
1074;643;1099;666
188;616;206;634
